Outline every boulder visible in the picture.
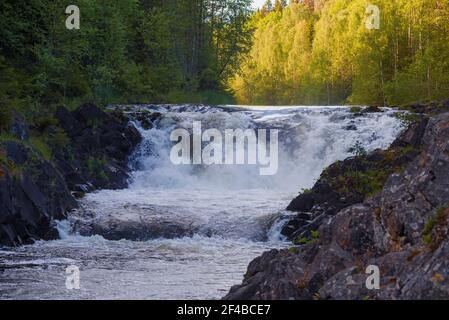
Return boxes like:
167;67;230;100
54;106;83;137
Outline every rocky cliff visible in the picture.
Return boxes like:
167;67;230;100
226;108;449;300
0;104;141;247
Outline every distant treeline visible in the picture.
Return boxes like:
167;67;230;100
231;0;449;106
0;0;252;121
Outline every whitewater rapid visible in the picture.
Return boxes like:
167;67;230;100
0;105;404;299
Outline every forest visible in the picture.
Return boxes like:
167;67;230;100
0;0;252;125
1;0;449;125
232;0;449;106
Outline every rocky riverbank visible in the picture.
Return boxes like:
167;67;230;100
226;103;449;300
0;104;142;247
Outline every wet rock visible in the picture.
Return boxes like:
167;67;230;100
345;125;358;131
72;206;200;241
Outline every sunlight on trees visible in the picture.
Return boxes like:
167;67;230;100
230;0;449;106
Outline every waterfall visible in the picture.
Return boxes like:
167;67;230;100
71;105;403;242
0;105;404;300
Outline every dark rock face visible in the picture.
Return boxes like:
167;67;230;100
0;104;142;246
225;112;449;300
54;103;142;191
0;143;77;246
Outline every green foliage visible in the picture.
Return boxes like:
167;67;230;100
301;188;313;195
47;128;70;149
294;230;320;246
29;136;52;161
350;141;368;157
0;105;12;131
423;206;449;247
0;0;253;111
34;115;59;131
394;112;422;128
231;0;449;106
324;143;419;199
87;157;106;174
423;217;436;245
86;156;108;182
288;247;299;254
335;168;390;197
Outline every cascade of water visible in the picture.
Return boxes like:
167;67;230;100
0;105;404;299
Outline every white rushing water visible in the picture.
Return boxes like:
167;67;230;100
0;105;403;300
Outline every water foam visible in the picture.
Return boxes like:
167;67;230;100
0;105;404;300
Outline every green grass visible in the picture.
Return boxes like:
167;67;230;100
29;136;52;161
294;230;320;246
324;144;419;199
422;206;449;247
330;168;390;198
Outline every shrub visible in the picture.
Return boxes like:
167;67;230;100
34;114;58;131
47;128;70;149
294;230;320;246
87;157;109;181
87;157;106;174
29;136;52;160
422;206;449;249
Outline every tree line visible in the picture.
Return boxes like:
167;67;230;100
230;0;449;106
1;0;448;121
0;0;252;124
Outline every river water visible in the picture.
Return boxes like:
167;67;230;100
0;105;403;300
